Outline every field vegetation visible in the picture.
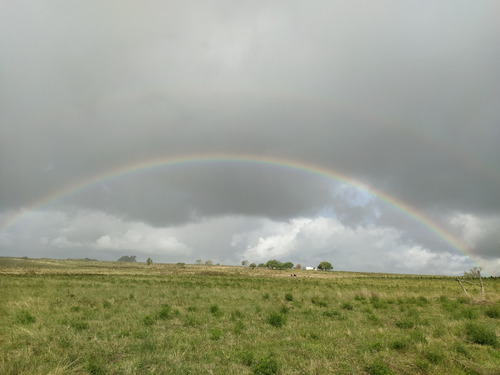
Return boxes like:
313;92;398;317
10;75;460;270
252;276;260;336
1;257;499;374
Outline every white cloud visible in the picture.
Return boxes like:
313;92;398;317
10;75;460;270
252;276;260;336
50;236;80;248
385;245;470;275
3;209;192;257
478;257;500;277
449;213;485;248
234;216;473;275
95;227;190;254
238;218;308;260
0;208;493;275
448;212;500;263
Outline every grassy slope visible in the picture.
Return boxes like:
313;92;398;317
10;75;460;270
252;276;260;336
1;257;499;374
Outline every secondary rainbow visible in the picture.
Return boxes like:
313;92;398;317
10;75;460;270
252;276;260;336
0;153;474;261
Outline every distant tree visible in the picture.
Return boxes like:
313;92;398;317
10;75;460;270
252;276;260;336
265;260;295;270
205;260;213;266
266;259;283;269
117;255;136;262
317;261;333;271
195;259;202;265
242;260;249;267
464;266;483;278
249;263;257;268
257;263;266;268
146;257;153;266
295;263;302;270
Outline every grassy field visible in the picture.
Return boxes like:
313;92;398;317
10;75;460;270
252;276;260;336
1;257;499;374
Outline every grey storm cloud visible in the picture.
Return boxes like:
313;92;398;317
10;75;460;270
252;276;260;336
1;1;500;274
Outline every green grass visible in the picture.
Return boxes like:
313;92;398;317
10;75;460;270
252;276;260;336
1;257;499;374
266;312;286;328
465;322;499;348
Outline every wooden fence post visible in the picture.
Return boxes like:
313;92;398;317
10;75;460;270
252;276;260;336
478;271;484;297
456;277;469;297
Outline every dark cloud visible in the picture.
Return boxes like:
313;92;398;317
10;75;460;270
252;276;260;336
65;163;333;226
1;1;499;274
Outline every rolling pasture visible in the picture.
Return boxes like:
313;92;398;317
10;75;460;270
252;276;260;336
1;258;499;374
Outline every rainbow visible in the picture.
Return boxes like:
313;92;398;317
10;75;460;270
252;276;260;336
0;153;475;261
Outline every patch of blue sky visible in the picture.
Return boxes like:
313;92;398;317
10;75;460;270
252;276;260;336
332;184;375;208
315;206;338;219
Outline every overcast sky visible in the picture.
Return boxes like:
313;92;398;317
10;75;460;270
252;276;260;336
1;1;499;275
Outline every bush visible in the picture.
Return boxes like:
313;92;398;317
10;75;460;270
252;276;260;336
390;338;411;351
417;296;429;305
396;318;415;329
16;310;35;324
414;359;431;372
367;341;383;353
423;347;444;364
284;293;293;301
267;312;286;328
86;355;105;375
367;359;394;375
238;350;255;367
370;295;388;309
465;322;499;347
311;296;328;307
342;302;354;310
233;320;245;335
71;320;89;330
253;354;279;375
323;309;347;320
366;312;381;325
184;314;200;327
485;305;500;319
354;294;366;302
452;342;469;357
231;309;244;320
454;306;478;320
210;327;223;341
309;332;319;340
210;304;222;318
157;304;171;320
410;330;427;344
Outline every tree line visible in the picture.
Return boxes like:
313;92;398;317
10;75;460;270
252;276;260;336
243;259;333;271
117;255;333;271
